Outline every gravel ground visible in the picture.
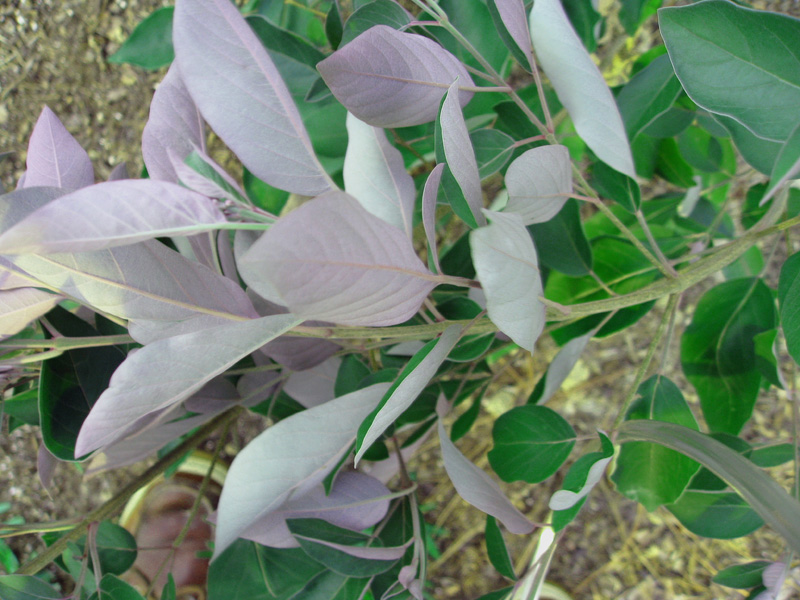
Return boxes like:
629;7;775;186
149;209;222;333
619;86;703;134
2;1;800;599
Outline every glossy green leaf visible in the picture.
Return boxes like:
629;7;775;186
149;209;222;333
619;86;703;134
619;0;662;34
591;160;641;213
208;541;324;600
325;1;343;50
562;0;602;52
528;199;592;277
712;114;783;175
660;0;800;143
681;278;777;434
431;0;509;72
340;0;410;46
750;443;795;468
436;298;495;362
39;307;127;460
617;54;682;141
753;329;783;389
489;405;575;484
779;252;800;366
611;376;700;511
335;355;371;398
643;107;694;139
713;561;772;589
551;432;614;532
655;138;695;188
161;575;176;600
108;6;174;70
88;574;147;600
485;516;516;580
79;521;137;576
0;575;61;600
617;420;800;555
451;387;486;442
763;123;800;204
290;570;370;600
677;126;722;173
668;491;763;539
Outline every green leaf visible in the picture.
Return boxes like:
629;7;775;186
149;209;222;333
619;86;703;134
750;443;795;468
340;0;411;46
681;278;777;434
677;126;722;173
287;519;399;577
39;307;127;460
764;122;800;202
528;199;593;277
0;575;62;600
712;114;783;175
753;329;783;389
335;355;371;397
655;138;695;188
108;6;174;70
668;491;764;539
562;0;602;52
88;574;147;600
551;432;614;532
160;575;176;600
78;521;137;577
290;570;370;600
243;167;289;215
659;0;800;142
486;0;532;69
779;252;800;366
436;298;495;362
590;160;641;213
712;561;772;589
484;516;516;580
451;387;485;442
617;54;683;142
528;331;593;405
430;0;509;73
471;129;516;180
208;541;324;600
325;1;343;50
611;375;700;511
643;107;694;139
619;0;662;34
488;405;576;483
617;420;800;555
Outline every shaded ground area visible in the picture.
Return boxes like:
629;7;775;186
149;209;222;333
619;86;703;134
2;1;800;598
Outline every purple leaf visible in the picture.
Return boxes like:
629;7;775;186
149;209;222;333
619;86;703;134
440;80;485;227
470;210;544;352
240;191;437;326
0;259;35;291
183;377;240;414
529;0;635;177
343;112;415;237
490;0;534;70
240;472;391;548
23;106;94;190
0;288;62;338
438;419;535;534
213;383;390;558
128;315;232;345
422;164;445;274
75;314;301;456
534;331;593;405
108;163;129;181
173;0;335;195
284;357;342;408
355;325;463;465
142;62;205;183
10;239;256;324
0;180;227;254
317;25;474;128
37;443;59;494
503;145;572;224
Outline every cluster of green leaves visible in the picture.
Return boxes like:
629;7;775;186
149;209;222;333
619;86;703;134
3;0;800;599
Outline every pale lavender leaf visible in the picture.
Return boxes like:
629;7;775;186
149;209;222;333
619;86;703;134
75;314;301;455
0;287;62;337
23;106;94;189
37;442;58;494
213;383;390;557
493;0;534;70
365;423;433;485
108;163;129;181
355;325;462;465
235;230;285;306
217;230;238;283
87;412;211;474
9;239;256;323
186;232;220;272
241;471;391;548
183;376;239;414
284;356;342;408
535;331;593;405
386;341;426;357
169;147;247;205
549;454;613;510
0;186;68;232
441;80;485;227
529;0;635;177
317;25;474;128
236;367;281;407
470;210;544;352
422;163;445;274
142;62;205;183
343;112;415;237
0;259;35;291
128;315;232;345
173;0;334;195
503;145;572;224
0;180;227;254
239;191;437;326
438;419;535;534
249;289;340;371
